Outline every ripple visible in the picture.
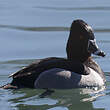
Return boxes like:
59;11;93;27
0;24;69;32
36;6;110;11
95;29;110;33
1;24;110;33
0;59;35;65
98;40;110;43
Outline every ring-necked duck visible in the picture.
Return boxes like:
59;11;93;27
2;19;106;89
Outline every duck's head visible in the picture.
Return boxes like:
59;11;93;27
66;19;105;62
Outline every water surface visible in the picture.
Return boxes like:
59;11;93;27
0;0;110;110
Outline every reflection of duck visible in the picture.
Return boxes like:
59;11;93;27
2;19;106;89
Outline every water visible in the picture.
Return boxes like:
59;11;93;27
0;0;110;110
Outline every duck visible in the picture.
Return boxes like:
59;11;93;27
2;19;106;89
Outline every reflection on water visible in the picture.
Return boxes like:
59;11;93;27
93;73;110;110
0;87;106;110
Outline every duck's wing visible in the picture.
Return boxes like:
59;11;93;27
8;57;68;88
9;60;40;78
9;59;41;78
9;57;63;78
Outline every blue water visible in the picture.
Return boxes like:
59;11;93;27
0;0;110;110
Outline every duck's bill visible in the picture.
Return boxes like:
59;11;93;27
88;39;106;57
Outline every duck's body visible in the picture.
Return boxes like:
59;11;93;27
35;68;104;89
34;57;105;89
2;19;106;89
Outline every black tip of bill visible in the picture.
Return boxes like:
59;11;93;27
97;51;106;57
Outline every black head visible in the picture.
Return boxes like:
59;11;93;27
66;19;105;62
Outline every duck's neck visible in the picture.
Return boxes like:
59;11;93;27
66;36;91;63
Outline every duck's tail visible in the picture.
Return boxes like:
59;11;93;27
0;83;18;89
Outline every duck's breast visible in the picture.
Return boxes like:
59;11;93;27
34;68;104;89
